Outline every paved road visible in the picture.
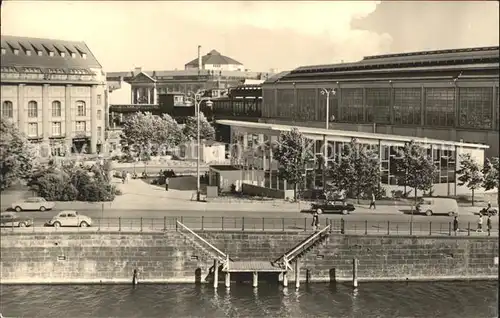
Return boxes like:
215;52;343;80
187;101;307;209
2;209;497;236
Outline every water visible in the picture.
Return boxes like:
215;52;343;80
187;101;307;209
0;281;497;318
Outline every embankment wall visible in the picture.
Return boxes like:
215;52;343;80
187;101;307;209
0;231;498;284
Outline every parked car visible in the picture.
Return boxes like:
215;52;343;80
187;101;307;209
45;211;92;228
0;212;33;227
305;201;356;215
11;197;55;212
416;197;459;216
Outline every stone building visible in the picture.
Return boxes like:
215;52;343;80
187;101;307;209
0;35;107;155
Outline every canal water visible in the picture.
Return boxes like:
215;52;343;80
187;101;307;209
0;281;497;318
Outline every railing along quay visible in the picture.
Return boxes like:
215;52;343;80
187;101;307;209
0;217;497;237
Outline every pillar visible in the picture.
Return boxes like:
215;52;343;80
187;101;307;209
42;84;50;141
213;259;219;289
352;258;358;288
147;87;151;104
90;85;98;154
17;84;25;134
294;260;300;289
283;272;288;287
224;272;230;289
65;85;72;155
252;272;258;288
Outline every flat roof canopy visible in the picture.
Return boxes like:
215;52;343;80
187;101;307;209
216;119;489;149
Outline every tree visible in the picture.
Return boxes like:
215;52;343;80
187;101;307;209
183;112;216;141
457;153;484;206
482;157;499;207
0;118;35;189
273;128;313;200
399;141;437;204
329;139;380;203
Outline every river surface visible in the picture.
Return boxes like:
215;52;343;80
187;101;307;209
0;281;498;318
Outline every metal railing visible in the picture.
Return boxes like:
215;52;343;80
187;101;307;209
0;217;496;237
176;220;227;262
279;224;331;270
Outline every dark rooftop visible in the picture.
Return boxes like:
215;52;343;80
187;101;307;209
185;49;243;67
1;35;102;70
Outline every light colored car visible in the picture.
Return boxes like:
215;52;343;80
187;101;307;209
416;197;459;216
46;211;92;228
11;197;55;212
0;212;33;227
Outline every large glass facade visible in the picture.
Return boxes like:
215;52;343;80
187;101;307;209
262;88;276;117
365;88;391;124
425;88;455;127
393;88;421;125
459;87;493;129
318;90;338;123
340;88;364;122
296;89;316;121
276;89;294;119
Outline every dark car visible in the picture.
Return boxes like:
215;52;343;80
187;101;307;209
305;201;356;215
0;212;33;227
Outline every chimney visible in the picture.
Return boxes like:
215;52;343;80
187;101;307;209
198;45;202;74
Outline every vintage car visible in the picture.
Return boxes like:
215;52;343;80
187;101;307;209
45;211;92;228
11;197;55;212
0;212;33;227
304;201;356;215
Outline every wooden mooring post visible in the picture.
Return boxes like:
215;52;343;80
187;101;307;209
352;258;358;288
225;272;230;289
213;259;218;289
294;260;300;289
252;272;258;288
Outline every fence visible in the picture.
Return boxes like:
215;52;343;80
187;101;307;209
0;217;496;237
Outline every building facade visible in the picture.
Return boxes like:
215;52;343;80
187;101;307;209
260;47;499;158
1;35;107;155
216;119;489;198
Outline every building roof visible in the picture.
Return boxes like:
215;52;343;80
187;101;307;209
216;119;489;149
0;35;102;70
272;46;499;82
185;49;243;67
106;69;273;82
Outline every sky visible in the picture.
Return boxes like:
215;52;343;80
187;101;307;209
1;1;499;72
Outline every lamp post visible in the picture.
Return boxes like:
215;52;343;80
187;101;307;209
320;88;336;194
185;91;213;201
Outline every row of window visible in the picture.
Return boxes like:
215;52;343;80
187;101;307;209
1;100;102;119
25;121;102;137
262;87;499;130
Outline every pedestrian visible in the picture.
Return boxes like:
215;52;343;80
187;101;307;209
487;215;492;236
165;177;170;191
487;201;492;210
311;211;319;231
453;216;459;235
476;214;483;232
122;170;126;184
369;192;376;209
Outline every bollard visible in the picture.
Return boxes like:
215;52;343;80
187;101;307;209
213;259;219;289
387;221;390;235
242;217;245;231
365;220;368;235
262;218;265;231
294;260;300;289
119;217;121;232
468;222;471;236
201;216;204;231
429;222;432;236
282;218;285;232
252;272;258;288
222;217;224;231
140;217;143;232
352;258;358;288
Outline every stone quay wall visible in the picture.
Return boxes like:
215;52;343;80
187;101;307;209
0;231;498;284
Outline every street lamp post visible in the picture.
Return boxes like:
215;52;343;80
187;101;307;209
320;88;336;194
186;91;213;201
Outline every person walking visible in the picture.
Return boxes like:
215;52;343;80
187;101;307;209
369;192;376;209
487;215;492;236
476;214;483;232
165;177;170;191
311;211;319;231
453;216;459;235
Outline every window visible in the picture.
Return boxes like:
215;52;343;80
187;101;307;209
52;122;61;136
97;94;102;105
82;53;87;59
97;126;102;137
51;101;62;117
297;89;318;121
276;89;294;119
60;52;66;57
37;50;42;56
2;101;13;118
365;88;391;124
71;52;76;58
28;123;38;136
425;88;455;127
213;64;221;68
76;101;86;116
26;50;31;56
340;88;364;122
1;48;5;55
75;121;86;132
393;88;421;125
13;49;19;55
28;101;38;118
458;87;493;129
97;110;102;120
49;51;54;57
